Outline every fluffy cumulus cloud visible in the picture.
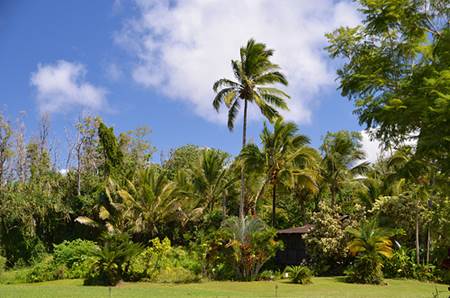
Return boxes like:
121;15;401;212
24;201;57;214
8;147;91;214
360;130;418;163
31;60;107;114
116;0;360;125
361;130;385;163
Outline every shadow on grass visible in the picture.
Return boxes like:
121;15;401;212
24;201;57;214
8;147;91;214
334;276;347;283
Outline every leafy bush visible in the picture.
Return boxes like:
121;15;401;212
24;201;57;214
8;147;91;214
284;266;313;284
345;254;384;285
414;264;436;281
53;239;98;279
84;233;143;286
344;220;393;285
23;239;99;283
257;270;278;281
213;216;281;281
384;248;438;281
303;203;357;275
156;267;201;283
436;268;450;284
383;247;415;278
129;237;201;282
25;255;61;283
129;237;172;280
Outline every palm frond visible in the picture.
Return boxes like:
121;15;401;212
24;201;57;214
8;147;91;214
227;99;240;130
255;71;288;85
213;87;236;111
259;92;289;110
213;78;240;92
75;216;100;228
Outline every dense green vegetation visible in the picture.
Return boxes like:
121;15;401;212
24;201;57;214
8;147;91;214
0;0;449;293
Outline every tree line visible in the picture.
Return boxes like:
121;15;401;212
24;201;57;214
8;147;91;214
0;0;449;285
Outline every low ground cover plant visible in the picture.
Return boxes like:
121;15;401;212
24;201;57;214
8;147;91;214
284;265;313;284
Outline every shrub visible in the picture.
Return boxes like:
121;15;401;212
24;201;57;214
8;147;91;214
53;239;98;268
129;237;201;282
345;254;384;285
345;220;393;285
436;268;450;284
25;255;60;283
303;203;357;275
384;248;439;281
22;239;99;283
216;216;282;281
53;239;98;279
284;266;313;284
414;264;436;281
156;267;201;283
257;270;277;281
129;237;172;280
84;233;143;286
383;247;415;278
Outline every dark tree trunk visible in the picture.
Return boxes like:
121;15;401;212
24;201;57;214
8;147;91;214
331;186;336;207
272;182;277;227
426;225;431;264
239;99;248;220
415;211;420;265
222;195;227;217
76;147;81;196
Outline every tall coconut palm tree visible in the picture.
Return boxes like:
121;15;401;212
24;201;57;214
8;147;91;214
213;39;290;219
240;119;318;226
320;131;369;207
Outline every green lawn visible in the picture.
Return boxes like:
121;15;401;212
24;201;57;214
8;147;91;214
0;277;447;298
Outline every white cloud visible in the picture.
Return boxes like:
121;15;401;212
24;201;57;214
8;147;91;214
360;130;418;164
116;0;360;125
31;60;107;114
361;130;386;163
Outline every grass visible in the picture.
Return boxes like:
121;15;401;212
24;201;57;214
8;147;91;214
0;277;448;298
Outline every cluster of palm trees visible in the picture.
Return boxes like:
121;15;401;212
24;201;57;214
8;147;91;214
213;39;290;220
75;39;378;238
76;150;237;237
73;39;446;283
213;39;368;225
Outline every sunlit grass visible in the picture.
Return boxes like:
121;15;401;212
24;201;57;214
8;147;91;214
0;277;447;298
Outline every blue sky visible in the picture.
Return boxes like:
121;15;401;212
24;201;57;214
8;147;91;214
0;0;379;165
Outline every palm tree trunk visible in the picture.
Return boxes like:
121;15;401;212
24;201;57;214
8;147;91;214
415;211;420;265
426;226;430;264
76;149;81;196
253;177;270;215
222;196;227;217
239;99;248;220
271;182;277;227
331;187;336;207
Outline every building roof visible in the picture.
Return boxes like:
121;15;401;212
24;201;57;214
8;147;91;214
277;224;314;235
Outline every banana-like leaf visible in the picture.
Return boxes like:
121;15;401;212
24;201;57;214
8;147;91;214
99;206;110;220
75;216;100;228
118;189;136;205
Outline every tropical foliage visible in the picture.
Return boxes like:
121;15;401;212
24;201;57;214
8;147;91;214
284;265;313;284
345;220;393;284
0;15;449;289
